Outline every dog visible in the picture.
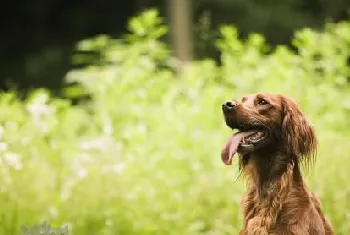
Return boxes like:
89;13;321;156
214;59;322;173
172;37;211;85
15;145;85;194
221;93;334;235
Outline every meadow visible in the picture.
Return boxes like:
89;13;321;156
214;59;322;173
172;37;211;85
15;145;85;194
1;10;350;234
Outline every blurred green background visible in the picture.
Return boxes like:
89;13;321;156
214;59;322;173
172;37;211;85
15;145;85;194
1;1;350;234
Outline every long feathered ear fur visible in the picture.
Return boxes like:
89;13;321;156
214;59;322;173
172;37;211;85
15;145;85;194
281;96;317;167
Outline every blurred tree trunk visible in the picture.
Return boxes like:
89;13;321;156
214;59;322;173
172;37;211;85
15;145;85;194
167;0;193;65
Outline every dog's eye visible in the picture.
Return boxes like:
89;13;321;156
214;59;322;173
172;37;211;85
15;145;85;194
257;99;268;105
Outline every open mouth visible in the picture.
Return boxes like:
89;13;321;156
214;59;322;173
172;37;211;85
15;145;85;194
221;129;267;165
239;130;267;146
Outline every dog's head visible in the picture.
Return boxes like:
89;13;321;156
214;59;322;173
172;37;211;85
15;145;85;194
221;93;317;166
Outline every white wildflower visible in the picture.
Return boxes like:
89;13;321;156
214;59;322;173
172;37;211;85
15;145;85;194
3;152;22;170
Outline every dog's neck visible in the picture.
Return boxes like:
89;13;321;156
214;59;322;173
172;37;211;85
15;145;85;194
240;150;303;196
240;151;308;232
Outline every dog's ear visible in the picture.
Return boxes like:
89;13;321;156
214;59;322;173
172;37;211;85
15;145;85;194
281;96;317;164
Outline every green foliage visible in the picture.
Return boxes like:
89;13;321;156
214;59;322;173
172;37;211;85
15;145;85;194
1;10;350;234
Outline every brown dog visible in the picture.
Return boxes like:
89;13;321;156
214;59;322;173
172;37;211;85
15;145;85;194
221;93;334;235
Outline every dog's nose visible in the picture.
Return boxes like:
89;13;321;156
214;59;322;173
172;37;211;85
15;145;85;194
222;100;236;112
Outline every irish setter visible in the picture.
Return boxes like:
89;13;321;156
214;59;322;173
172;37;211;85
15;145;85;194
221;93;334;235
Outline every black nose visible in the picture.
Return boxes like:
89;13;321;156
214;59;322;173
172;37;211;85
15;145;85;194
222;100;236;112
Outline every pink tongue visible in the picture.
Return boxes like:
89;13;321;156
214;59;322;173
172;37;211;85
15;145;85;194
221;131;255;165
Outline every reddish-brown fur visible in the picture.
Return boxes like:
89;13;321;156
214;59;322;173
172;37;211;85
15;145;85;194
222;93;334;235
